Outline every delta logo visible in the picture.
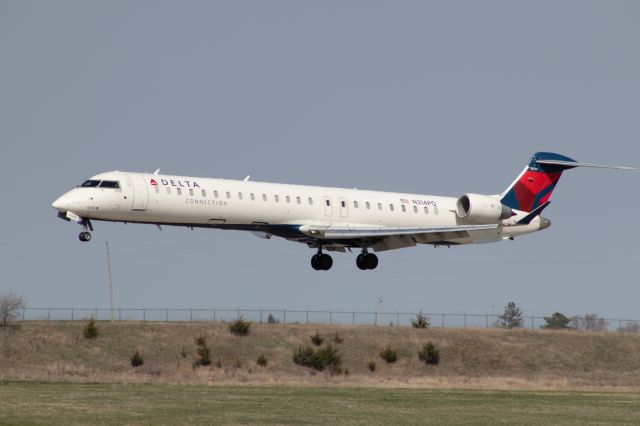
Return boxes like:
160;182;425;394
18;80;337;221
150;178;200;188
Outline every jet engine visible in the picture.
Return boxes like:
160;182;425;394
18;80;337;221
456;194;513;224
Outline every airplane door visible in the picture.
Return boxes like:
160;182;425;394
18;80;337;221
323;196;333;217
128;173;149;211
338;197;348;218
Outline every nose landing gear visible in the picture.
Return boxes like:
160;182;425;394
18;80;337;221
311;248;333;271
78;219;93;242
356;249;378;270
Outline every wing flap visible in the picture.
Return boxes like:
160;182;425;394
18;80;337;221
302;224;498;240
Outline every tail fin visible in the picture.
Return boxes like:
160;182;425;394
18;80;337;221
500;152;636;212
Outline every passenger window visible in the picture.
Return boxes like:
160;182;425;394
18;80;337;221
378;203;382;210
275;195;279;202
176;188;182;195
81;180;100;188
189;189;194;196
434;206;439;215
424;206;429;214
262;194;267;201
325;199;331;207
413;205;418;213
226;191;231;199
341;200;346;208
286;195;291;203
296;196;301;204
401;205;406;212
166;187;171;195
250;193;255;201
354;201;359;208
389;204;394;211
366;202;370;210
213;190;219;198
238;192;243;200
308;197;313;205
201;190;206;197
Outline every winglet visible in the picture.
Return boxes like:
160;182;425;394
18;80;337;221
516;201;551;225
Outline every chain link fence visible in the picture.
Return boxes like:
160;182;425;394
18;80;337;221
16;307;640;332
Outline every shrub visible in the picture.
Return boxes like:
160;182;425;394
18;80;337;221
310;332;324;346
367;360;376;372
293;346;315;367
229;317;252;336
313;345;342;373
379;345;398;364
267;313;280;324
194;335;211;367
82;318;98;339
541;312;571;330
418;342;440;365
130;350;144;367
411;310;430;329
256;354;268;367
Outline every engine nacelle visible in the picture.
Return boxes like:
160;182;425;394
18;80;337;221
456;194;513;224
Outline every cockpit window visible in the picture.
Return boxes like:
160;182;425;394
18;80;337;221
81;180;100;187
99;181;120;189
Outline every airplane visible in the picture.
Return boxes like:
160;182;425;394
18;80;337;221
52;152;635;271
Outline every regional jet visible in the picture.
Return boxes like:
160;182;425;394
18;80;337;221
52;152;634;270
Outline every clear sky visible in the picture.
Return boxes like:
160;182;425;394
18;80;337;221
1;1;639;320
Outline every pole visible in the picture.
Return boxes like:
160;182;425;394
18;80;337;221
105;242;115;322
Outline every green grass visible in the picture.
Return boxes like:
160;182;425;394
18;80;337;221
0;382;639;425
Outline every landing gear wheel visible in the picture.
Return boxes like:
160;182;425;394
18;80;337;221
356;253;378;270
311;254;322;270
319;254;333;270
364;253;378;270
78;231;92;242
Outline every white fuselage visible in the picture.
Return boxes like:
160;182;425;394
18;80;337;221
52;170;546;252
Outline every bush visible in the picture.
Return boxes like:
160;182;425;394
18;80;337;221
367;360;376;372
82;318;98;339
293;346;315;367
229;317;252;336
310;332;324;346
256;354;268;367
379;345;398;364
541;312;571;330
130;350;144;367
292;345;342;373
411;310;430;329
418;342;440;365
267;313;280;324
194;335;211;367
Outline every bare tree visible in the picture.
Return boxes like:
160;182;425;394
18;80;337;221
0;292;25;329
570;314;608;331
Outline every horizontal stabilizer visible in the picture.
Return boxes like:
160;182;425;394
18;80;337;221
536;159;637;170
516;201;550;225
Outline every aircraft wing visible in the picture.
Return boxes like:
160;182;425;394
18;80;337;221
310;224;498;239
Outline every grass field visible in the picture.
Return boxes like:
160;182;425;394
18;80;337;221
1;382;639;425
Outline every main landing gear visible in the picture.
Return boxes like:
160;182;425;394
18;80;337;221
78;220;93;242
356;250;378;270
311;248;333;271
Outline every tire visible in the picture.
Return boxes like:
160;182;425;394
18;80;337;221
311;254;321;270
364;253;378;270
356;254;367;270
320;254;333;270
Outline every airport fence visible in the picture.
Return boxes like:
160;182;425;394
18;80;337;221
16;307;640;332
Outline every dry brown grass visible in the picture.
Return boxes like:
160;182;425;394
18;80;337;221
2;321;640;390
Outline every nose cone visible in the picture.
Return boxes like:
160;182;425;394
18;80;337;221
539;217;551;230
52;195;68;211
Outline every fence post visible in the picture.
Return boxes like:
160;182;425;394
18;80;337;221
48;308;51;321
329;311;333;324
260;310;263;324
143;309;146;322
213;309;216;322
22;308;25;321
237;309;240;320
119;308;122;321
531;316;534;330
71;308;74;321
283;310;287;324
190;309;193;322
165;308;168;322
307;311;309;325
464;315;467;328
441;314;445;328
352;312;355;326
396;312;400;326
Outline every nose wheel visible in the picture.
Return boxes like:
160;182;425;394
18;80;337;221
311;248;333;271
79;231;92;242
356;250;378;270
